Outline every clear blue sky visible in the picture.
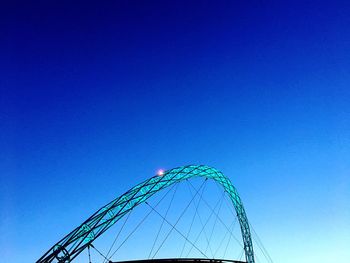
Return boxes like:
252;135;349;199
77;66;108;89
1;1;349;262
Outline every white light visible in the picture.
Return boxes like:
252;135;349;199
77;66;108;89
157;169;165;176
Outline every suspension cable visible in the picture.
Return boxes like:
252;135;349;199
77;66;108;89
213;217;237;258
103;209;133;263
223;217;238;258
185;188;226;257
214;180;271;263
238;248;245;261
186;180;215;257
148;183;179;258
214;181;237;218
179;179;206;257
90;244;110;262
150;179;208;259
205;189;224;256
249;223;274;263
106;183;178;261
145;202;208;259
187;180;243;249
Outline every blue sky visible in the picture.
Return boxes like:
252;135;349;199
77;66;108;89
1;1;350;262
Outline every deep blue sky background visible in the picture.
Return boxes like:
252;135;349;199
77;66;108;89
1;1;350;262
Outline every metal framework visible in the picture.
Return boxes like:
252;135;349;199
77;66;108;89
37;165;255;263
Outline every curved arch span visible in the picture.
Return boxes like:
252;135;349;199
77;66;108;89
37;165;255;263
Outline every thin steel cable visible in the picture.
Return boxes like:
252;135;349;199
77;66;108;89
187;180;243;249
213;222;230;258
107;183;178;261
251;232;269;263
220;193;242;257
185;188;226;257
205;188;224;255
193;181;238;258
214;180;237;218
252;225;272;262
150;179;208;259
103;209;133;263
213;218;237;258
255;253;261;263
91;244;110;262
249;223;273;263
238;248;245;261
186;181;215;257
222;193;238;218
148;183;179;258
145;202;208;259
223;217;238;258
179;180;206;257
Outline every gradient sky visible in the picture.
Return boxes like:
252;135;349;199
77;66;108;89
1;1;350;263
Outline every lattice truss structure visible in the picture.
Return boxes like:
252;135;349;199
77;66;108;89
37;165;255;263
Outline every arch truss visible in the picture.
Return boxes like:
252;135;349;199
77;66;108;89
37;165;255;263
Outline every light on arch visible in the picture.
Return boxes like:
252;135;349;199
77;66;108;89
157;169;165;176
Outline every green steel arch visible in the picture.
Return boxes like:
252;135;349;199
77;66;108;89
37;165;255;263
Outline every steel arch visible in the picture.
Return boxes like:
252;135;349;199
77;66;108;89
37;165;255;263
